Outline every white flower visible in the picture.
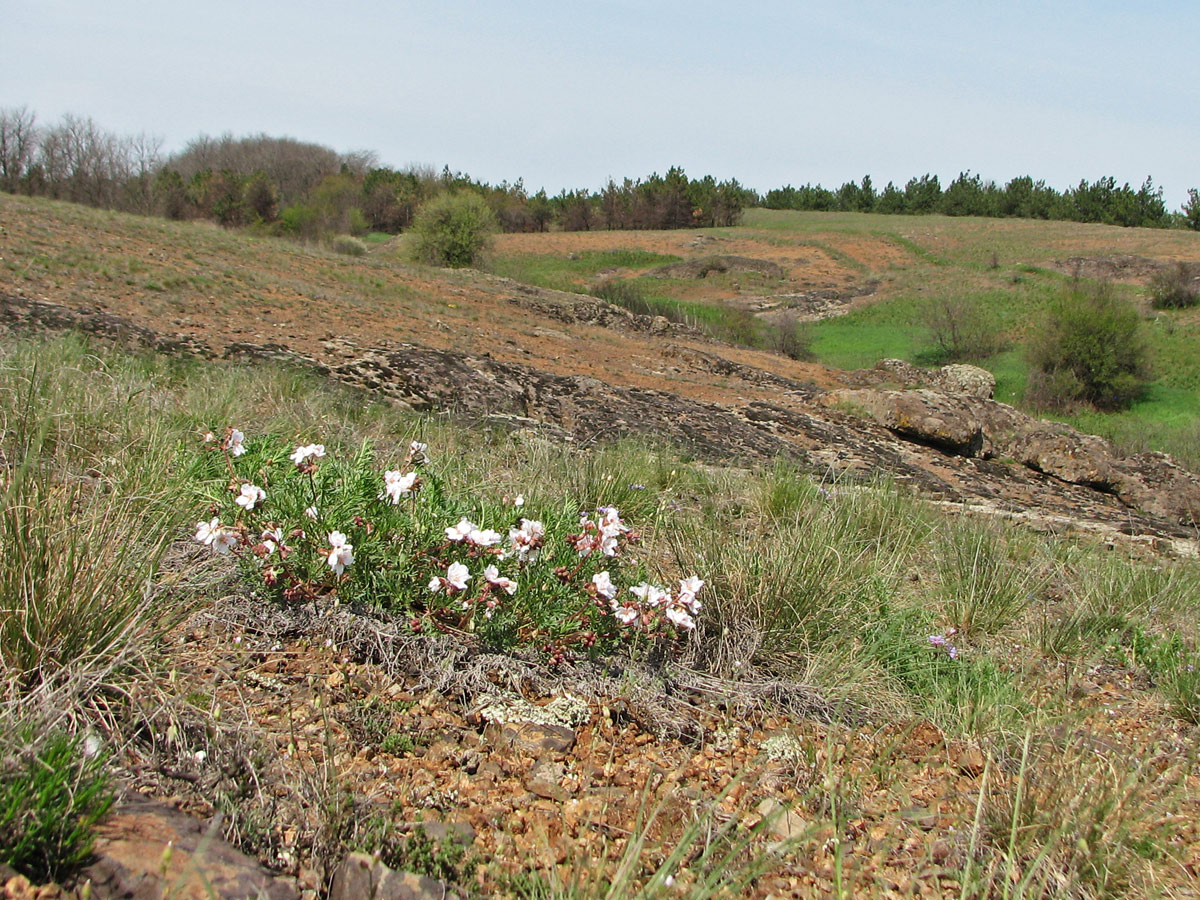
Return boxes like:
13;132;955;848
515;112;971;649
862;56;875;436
431;562;471;594
305;505;319;520
513;495;525;507
290;443;326;466
382;470;418;504
467;527;502;548
235;483;266;510
630;582;669;608
592;571;618;600
483;564;517;595
197;518;239;554
213;528;239;554
446;517;475;542
677;575;704;613
408;440;428;465
665;605;696;630
508;519;545;561
261;527;286;555
195;517;221;546
326;531;354;575
446;562;470;591
611;601;640;626
224;428;247;457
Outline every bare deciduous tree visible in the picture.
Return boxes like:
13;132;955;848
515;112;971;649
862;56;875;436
0;105;38;192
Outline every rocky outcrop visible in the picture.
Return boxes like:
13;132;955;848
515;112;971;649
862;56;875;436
0;294;214;358
848;359;996;399
324;341;803;463
500;281;700;337
828;387;1200;525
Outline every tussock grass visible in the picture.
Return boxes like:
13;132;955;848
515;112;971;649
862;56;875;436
970;730;1192;900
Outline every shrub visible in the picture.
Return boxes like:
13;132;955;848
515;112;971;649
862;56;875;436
1025;283;1149;411
0;730;115;882
769;310;815;361
1149;261;1198;309
330;235;367;257
409;192;496;268
922;294;1005;361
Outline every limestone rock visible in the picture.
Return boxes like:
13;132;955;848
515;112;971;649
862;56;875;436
931;364;995;399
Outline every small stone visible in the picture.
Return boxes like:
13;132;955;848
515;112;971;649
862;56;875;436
526;778;568;802
756;798;808;840
416;820;476;846
496;723;576;755
955;746;986;777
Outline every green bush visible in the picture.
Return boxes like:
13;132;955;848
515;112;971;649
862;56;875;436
1149;261;1198;309
0;730;115;882
1025;284;1149;410
409;192;496;268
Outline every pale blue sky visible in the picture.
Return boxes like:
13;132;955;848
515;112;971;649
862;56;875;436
6;1;1198;207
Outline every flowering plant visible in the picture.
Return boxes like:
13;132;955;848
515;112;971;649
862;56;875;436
191;428;702;660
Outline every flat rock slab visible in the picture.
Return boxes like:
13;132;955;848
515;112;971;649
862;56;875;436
81;794;297;900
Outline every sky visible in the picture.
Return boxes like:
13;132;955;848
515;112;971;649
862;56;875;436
5;0;1199;208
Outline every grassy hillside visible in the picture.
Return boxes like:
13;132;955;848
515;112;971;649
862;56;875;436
488;209;1200;466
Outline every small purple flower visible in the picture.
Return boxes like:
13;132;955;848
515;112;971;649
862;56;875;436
928;634;946;647
948;646;958;660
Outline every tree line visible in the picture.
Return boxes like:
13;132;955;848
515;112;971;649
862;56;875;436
3;106;1199;235
0;106;753;237
765;172;1200;230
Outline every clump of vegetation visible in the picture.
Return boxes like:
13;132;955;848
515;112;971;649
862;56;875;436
1025;283;1149;411
330;234;367;257
0;729;115;882
768;310;815;361
190;429;703;660
1148;261;1198;309
922;294;1006;361
408;192;497;268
